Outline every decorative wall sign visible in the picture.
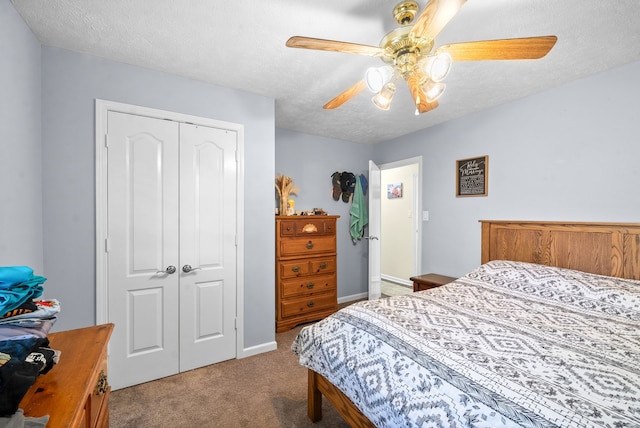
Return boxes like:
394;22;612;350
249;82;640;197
456;156;488;197
387;182;403;199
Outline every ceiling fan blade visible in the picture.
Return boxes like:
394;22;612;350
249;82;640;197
410;0;467;42
417;98;439;114
436;36;558;61
323;80;367;110
286;36;384;57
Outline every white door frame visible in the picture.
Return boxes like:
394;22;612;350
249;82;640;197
380;156;423;281
368;160;381;300
94;99;245;357
369;156;423;297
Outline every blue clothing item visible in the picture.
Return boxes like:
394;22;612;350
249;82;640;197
0;277;46;316
0;267;34;290
349;175;368;241
359;174;368;195
0;337;47;361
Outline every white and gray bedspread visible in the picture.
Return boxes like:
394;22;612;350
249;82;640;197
292;260;640;427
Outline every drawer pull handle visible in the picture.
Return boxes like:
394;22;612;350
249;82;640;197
306;282;315;289
302;223;318;233
307;301;315;308
319;263;327;269
291;266;300;273
306;241;314;249
95;370;109;395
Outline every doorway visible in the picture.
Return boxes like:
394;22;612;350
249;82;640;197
95;100;244;389
379;157;422;297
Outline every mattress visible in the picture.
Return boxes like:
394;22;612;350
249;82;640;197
292;260;640;427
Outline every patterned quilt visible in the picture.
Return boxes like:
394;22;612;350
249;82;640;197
292;261;640;427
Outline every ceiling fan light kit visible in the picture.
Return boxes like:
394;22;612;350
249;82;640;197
286;0;557;115
424;52;452;82
365;65;394;93
372;83;397;111
423;79;446;103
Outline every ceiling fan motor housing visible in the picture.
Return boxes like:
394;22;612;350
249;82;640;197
393;1;420;25
380;26;434;79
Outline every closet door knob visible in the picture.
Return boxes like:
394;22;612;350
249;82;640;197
157;266;176;274
182;265;201;273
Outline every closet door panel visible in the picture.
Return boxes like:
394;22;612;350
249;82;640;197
106;111;180;389
179;123;237;371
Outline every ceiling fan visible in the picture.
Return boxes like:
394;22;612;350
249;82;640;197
286;0;557;115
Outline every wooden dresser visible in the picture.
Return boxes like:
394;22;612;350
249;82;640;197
20;323;114;428
276;215;339;332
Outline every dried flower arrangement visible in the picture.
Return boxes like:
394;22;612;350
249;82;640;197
275;174;299;215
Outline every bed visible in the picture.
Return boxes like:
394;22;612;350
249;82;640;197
292;220;640;427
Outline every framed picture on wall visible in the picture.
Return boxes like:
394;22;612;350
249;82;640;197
387;182;403;199
456;155;488;197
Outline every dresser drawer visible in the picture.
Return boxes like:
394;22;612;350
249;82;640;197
84;384;110;428
88;356;110;428
280;236;336;257
281;291;337;317
281;274;336;298
279;260;311;279
310;257;335;274
279;218;336;237
279;220;297;236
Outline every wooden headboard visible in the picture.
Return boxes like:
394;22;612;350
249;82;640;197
480;220;640;280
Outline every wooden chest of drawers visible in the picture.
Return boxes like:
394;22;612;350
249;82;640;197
20;324;114;428
276;215;339;332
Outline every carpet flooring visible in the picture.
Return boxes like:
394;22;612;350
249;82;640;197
381;280;412;297
109;324;351;427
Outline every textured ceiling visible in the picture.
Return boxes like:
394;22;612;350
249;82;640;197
11;0;640;144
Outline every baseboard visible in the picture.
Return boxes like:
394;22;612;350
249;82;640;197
381;274;412;287
239;340;277;359
338;292;368;304
240;293;367;359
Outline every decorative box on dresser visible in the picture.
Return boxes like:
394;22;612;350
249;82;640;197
20;323;114;428
276;215;339;333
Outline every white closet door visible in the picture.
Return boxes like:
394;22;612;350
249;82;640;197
178;123;237;371
106;113;238;389
107;111;180;389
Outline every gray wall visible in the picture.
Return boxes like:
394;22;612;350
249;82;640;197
0;2;43;271
40;47;275;348
5;0;640;351
374;60;640;278
275;129;372;299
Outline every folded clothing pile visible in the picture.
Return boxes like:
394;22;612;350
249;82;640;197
0;267;61;417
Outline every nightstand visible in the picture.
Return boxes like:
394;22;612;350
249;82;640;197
410;273;456;292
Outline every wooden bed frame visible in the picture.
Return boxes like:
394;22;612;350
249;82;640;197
307;220;640;427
